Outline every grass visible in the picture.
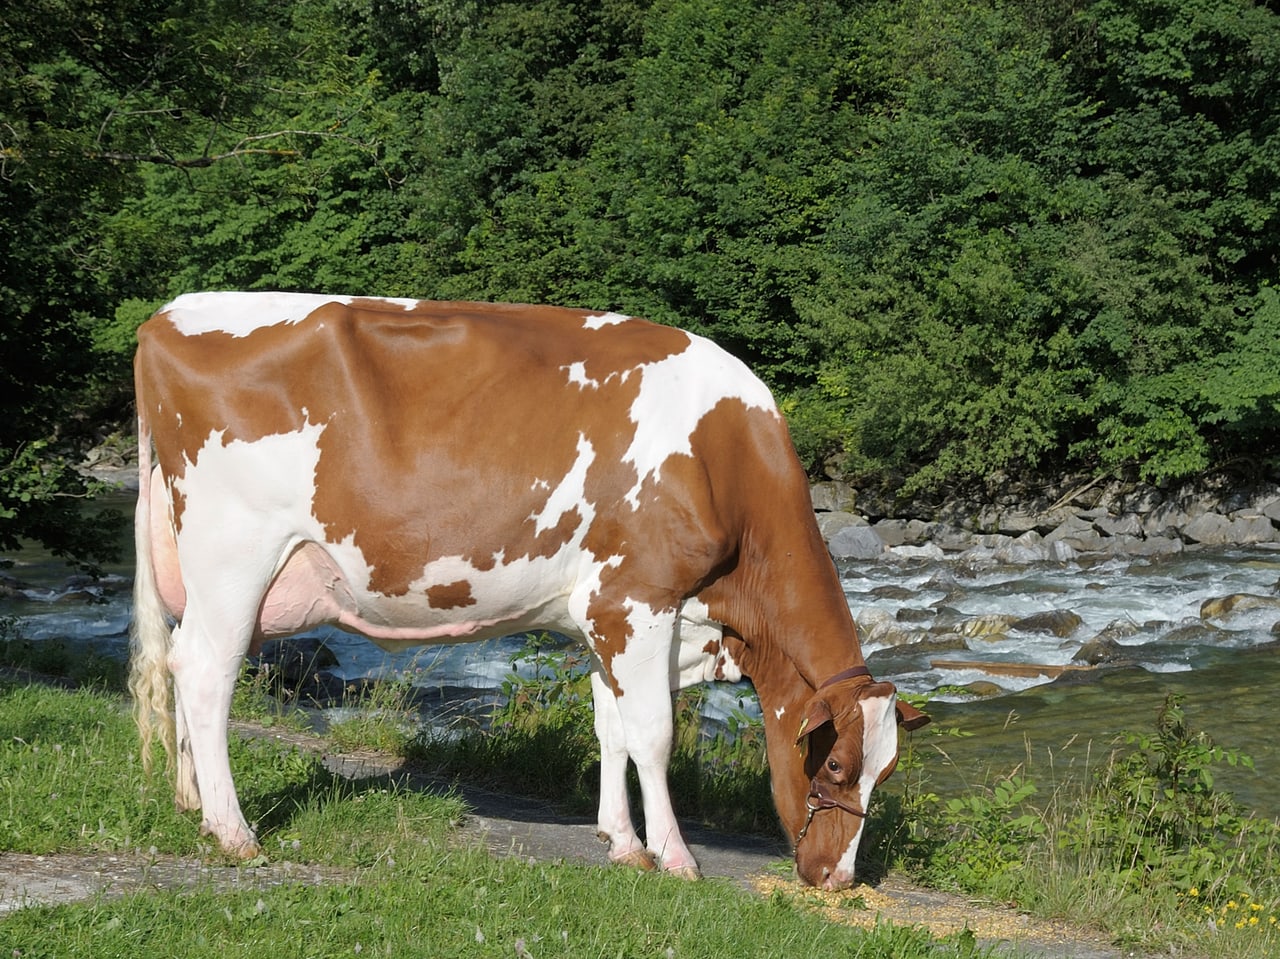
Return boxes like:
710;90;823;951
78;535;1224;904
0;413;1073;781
0;678;998;959
6;627;1280;957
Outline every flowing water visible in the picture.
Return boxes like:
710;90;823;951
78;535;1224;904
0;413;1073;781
3;492;1277;816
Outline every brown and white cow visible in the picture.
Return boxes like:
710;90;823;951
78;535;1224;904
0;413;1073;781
129;292;926;889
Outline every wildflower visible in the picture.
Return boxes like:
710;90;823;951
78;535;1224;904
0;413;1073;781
1188;887;1199;897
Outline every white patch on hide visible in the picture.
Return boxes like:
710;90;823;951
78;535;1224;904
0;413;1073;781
622;334;779;507
529;434;595;535
162;291;417;338
583;311;631;330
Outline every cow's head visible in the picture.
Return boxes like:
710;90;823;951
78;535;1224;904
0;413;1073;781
791;670;929;890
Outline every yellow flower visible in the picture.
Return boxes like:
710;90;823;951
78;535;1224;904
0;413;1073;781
1251;903;1264;911
1249;916;1259;926
1227;900;1239;910
1188;887;1199;897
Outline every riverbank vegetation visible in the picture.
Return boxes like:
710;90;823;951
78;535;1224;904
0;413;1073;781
5;0;1280;567
4;633;1278;957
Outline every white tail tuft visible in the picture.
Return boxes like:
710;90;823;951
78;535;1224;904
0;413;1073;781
127;414;175;777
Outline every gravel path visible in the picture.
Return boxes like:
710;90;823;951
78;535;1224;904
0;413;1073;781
1;723;1140;958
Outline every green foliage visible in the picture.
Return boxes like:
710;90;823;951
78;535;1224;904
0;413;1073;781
6;0;1280;568
886;694;1280;955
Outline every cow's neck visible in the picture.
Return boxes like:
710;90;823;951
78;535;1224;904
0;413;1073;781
720;514;868;689
725;633;825;839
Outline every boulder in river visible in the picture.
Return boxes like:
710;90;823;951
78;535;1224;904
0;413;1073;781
1013;609;1084;638
1199;592;1280;621
828;524;886;559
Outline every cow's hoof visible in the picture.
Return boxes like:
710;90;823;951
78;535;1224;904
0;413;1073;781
201;825;262;861
663;864;702;881
611;848;659;872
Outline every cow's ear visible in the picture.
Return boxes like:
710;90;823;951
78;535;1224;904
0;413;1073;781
896;699;930;731
796;699;834;746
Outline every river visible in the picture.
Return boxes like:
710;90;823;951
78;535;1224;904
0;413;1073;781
3;491;1277;817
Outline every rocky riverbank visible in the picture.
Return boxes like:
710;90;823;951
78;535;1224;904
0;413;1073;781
811;475;1280;563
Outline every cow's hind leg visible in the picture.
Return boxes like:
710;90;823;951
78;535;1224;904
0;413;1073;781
168;603;260;858
173;692;200;812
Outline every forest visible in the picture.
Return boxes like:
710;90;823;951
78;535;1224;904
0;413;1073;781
3;0;1279;567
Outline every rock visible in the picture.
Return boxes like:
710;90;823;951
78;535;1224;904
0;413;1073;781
1072;635;1125;665
890;543;946;561
1182;513;1237;545
828;524;886;559
1143;501;1191;538
1162;620;1228;644
1119;485;1164;514
931;526;975;551
1048;540;1078;562
896;606;935;623
873;519;909;547
1094;513;1144;537
810;481;857;513
1124;535;1184;557
1230;515;1278;544
1013;610;1083;637
960;680;1003;698
875;518;936;546
993;509;1041;534
1091;619;1142;643
859;615;921;648
1200;593;1280;621
817;510;864;538
957;614;1018;640
255;636;340;688
993;542;1049;564
869;584;916;600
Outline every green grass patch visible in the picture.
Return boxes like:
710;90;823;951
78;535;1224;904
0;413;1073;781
0;677;996;959
0;853;998;959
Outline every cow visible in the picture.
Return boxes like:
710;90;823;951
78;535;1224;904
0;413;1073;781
128;292;927;890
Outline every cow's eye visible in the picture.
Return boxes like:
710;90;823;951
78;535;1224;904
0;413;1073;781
826;759;842;774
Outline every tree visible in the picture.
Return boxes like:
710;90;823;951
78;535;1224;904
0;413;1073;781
0;0;376;568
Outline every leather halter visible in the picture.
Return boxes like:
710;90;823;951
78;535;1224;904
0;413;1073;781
818;665;871;689
794;665;875;845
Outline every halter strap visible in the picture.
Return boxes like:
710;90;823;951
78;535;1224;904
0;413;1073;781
818;665;872;689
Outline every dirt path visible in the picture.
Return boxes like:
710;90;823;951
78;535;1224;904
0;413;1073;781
1;723;1135;958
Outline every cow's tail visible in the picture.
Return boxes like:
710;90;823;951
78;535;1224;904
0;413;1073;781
127;410;176;778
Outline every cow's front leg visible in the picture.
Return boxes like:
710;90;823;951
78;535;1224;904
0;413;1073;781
590;669;656;871
601;610;700;879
